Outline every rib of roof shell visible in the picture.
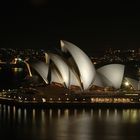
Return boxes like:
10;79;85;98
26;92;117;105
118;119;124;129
60;40;96;90
97;64;125;89
31;61;49;84
48;53;82;89
47;53;69;88
50;66;65;86
93;72;113;87
69;68;82;89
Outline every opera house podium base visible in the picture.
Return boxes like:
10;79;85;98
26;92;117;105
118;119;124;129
1;85;140;108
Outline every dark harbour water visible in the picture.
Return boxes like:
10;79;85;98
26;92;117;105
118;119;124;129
0;67;26;89
1;106;140;140
1;68;140;140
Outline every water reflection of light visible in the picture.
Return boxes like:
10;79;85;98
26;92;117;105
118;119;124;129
13;106;16;120
3;105;6;119
7;106;10;120
82;109;86;117
24;109;27;123
122;109;129;122
64;109;69;119
2;107;140;140
49;109;52;119
74;109;77;117
122;109;139;123
57;109;61;118
41;109;45;124
131;109;138;123
13;67;23;72
32;109;36;124
90;109;93;118
114;109;118;122
74;112;92;140
98;109;101;118
41;109;46;138
18;108;21;123
106;109;109;118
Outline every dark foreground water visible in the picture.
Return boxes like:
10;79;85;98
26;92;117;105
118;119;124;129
1;106;140;140
0;67;26;89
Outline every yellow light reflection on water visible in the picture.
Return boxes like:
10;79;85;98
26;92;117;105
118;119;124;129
64;109;69;119
12;67;23;72
32;109;36;124
58;109;61;118
131;109;138;123
24;109;27;123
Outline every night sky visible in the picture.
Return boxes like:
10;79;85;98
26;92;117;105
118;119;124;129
0;1;140;54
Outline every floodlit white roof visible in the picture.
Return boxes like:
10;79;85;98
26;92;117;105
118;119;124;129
97;64;125;89
69;69;82;89
48;53;69;88
60;40;96;90
31;61;49;84
45;53;50;64
93;72;113;87
30;41;126;91
50;66;65;86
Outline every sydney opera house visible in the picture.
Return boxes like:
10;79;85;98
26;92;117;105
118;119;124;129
1;40;140;105
31;40;126;91
29;40;140;91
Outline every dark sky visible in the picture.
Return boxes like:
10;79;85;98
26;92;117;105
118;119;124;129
0;1;140;54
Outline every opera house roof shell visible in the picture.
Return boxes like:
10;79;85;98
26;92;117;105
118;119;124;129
30;40;136;91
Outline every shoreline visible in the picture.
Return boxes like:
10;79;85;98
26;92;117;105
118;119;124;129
1;98;140;109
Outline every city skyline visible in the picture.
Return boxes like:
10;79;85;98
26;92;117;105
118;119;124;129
1;2;140;53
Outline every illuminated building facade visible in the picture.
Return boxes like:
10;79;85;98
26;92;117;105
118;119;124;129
30;40;138;91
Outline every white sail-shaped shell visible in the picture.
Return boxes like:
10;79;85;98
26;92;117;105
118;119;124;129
45;53;50;64
49;53;69;88
50;67;64;86
97;64;125;89
93;72;113;87
31;61;49;84
60;40;96;90
93;73;104;87
125;77;139;90
69;69;82;88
